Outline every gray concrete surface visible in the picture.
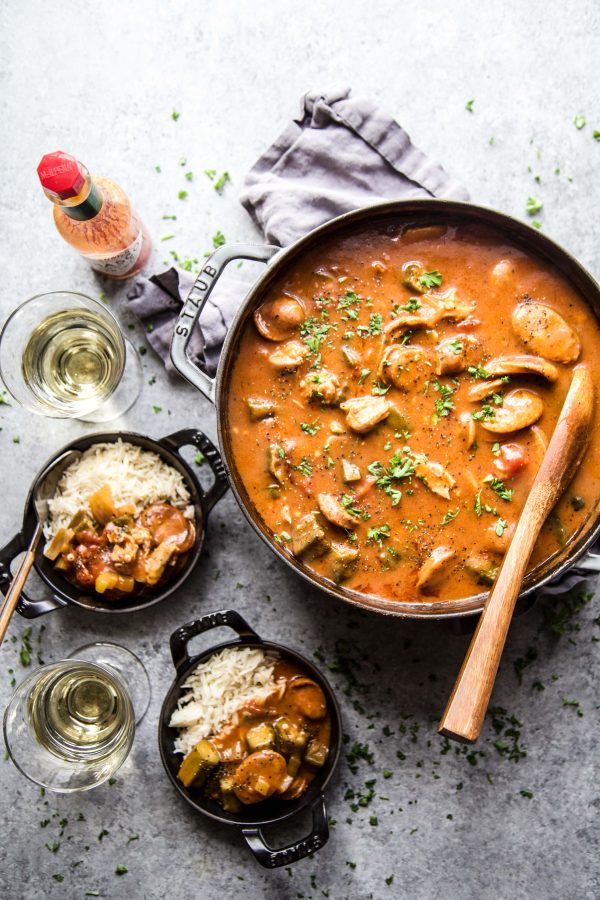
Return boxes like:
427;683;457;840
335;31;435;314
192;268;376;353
0;1;599;898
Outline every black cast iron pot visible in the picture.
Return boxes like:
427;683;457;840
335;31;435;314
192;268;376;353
0;429;228;617
158;609;342;868
170;199;600;619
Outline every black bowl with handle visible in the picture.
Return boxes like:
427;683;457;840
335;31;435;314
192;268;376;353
0;429;229;617
158;609;342;868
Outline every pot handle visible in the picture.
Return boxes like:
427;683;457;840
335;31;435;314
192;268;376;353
158;428;229;513
170;242;280;403
241;794;329;868
169;609;261;677
0;531;67;619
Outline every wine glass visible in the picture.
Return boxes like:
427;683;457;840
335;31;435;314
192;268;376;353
0;291;142;422
3;643;149;793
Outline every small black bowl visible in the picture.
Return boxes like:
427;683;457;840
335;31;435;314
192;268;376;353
159;609;342;868
0;429;228;617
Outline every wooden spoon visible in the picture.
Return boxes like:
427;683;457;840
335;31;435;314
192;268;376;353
439;364;594;743
0;448;81;645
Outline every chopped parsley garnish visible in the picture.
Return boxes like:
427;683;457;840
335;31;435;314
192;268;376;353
341;494;363;518
484;475;513;501
472;404;495;421
465;99;475;112
294;457;313;477
300;317;331;359
213;171;230;193
495;518;507;537
594;130;600;142
399;297;421;313
368;451;415;506
419;270;443;289
337;291;362;309
574;115;586;129
491;442;501;456
526;196;543;216
194;452;205;466
178;190;188;200
115;864;128;876
212;230;225;248
372;380;390;395
300;419;321;435
448;338;464;355
468;364;491;380
432;381;455;421
358;368;371;385
171;109;180;121
441;508;460;526
368;313;383;335
366;524;391;546
185;171;193;182
19;627;32;666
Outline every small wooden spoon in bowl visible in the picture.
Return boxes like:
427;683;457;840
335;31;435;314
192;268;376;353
439;364;594;744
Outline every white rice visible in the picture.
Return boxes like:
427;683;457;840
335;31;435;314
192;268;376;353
44;439;194;540
170;646;278;756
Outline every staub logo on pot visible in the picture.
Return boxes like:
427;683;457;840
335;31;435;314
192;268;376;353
175;263;218;337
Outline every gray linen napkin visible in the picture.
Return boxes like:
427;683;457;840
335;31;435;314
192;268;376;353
126;85;598;595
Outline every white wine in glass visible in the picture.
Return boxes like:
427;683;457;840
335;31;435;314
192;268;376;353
0;291;141;422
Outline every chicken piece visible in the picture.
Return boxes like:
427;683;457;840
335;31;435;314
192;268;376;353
341;459;361;483
268;340;309;370
109;538;139;572
232;750;289;804
330;541;360;582
414;458;455;499
379;344;433;390
254;296;305;341
287;677;327;719
459;411;477;449
246;397;277;420
317;493;358;529
386;289;474;334
416;546;456;593
267;445;287;484
492;443;529;478
484;354;559;382
400;260;428;293
291;513;327;558
465;551;502;586
436;333;480;375
138;541;178;586
483;520;515;554
467;378;508;403
300;368;342;404
478;389;544;433
340;396;391;433
490;259;515;285
511;301;581;363
341;345;362;367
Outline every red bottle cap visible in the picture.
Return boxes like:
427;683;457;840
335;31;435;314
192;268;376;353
37;151;87;200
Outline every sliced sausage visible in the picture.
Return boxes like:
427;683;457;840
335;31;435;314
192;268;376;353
436;334;480;375
254;296;305;341
317;493;358;529
484;354;559;382
479;389;544;434
511;301;580;363
232;750;289;804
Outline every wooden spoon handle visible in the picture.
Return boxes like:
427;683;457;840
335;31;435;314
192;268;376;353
439;365;594;743
0;523;42;645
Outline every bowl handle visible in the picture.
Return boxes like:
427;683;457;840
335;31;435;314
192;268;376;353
241;794;329;868
158;428;229;513
169;242;280;403
169;609;261;677
0;531;67;619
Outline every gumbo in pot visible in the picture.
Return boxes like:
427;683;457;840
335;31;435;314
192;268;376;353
227;221;600;604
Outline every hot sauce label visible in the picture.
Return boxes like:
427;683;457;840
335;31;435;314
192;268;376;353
83;229;143;276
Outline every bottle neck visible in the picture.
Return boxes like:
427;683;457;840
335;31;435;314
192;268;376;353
62;179;104;221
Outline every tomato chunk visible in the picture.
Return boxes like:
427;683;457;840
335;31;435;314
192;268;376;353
493;443;528;478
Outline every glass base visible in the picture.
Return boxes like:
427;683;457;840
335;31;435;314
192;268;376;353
67;642;151;725
78;338;142;422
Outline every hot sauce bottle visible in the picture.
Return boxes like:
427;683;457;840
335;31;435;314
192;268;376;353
37;151;152;279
